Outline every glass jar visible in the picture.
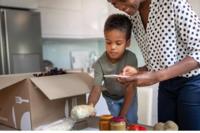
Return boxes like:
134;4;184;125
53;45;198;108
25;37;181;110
99;115;113;130
110;116;126;130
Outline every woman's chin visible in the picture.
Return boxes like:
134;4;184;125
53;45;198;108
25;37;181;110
125;9;137;16
127;11;136;16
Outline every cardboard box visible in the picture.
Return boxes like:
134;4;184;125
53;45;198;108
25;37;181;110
0;72;94;130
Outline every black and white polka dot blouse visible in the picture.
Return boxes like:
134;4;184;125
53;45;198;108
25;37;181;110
131;0;200;77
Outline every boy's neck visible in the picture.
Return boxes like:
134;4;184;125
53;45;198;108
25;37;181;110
106;51;126;64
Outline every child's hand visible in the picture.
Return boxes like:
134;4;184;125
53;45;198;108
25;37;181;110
124;117;129;126
118;66;138;86
121;66;138;76
90;111;96;117
88;103;96;117
119;115;129;125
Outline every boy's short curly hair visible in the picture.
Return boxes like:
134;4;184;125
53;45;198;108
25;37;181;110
104;14;132;40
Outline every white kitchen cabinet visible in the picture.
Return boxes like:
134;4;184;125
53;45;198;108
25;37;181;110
137;84;158;126
39;0;81;11
0;0;38;9
39;0;109;38
81;0;109;38
40;8;83;38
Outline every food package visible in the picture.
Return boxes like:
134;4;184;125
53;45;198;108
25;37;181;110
153;120;178;131
35;118;75;130
71;104;95;120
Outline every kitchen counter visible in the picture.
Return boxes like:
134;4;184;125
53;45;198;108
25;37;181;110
0;118;99;131
0;117;153;131
72;117;153;131
0;124;16;130
72;117;99;130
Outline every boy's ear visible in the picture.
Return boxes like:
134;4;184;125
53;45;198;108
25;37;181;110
126;39;131;47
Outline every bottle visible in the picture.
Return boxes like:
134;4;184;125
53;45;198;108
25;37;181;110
99;115;113;130
110;116;126;130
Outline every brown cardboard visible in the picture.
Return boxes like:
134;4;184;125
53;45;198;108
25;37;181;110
0;72;94;130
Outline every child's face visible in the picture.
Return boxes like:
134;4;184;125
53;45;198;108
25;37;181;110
104;29;130;63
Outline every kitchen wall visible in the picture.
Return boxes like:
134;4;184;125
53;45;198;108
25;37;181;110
42;38;98;69
188;0;200;16
42;37;145;70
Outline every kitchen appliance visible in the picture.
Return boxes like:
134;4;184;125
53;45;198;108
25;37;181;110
0;8;42;74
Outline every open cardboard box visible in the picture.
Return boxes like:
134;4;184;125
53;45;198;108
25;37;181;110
0;72;94;130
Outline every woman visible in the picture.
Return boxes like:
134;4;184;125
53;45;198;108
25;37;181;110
107;0;200;130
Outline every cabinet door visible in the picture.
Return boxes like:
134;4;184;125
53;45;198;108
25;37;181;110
39;0;109;38
40;8;83;38
0;0;38;9
82;0;109;38
39;0;81;11
39;0;83;38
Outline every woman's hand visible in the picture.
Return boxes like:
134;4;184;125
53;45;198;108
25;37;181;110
132;71;160;86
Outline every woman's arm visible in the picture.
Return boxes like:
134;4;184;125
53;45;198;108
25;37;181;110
138;65;148;72
157;56;199;82
120;56;199;86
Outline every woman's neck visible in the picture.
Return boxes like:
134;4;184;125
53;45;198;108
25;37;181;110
139;0;151;10
139;0;151;31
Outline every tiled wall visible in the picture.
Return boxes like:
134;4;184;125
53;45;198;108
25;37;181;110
42;37;145;69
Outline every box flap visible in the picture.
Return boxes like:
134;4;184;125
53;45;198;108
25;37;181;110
0;73;33;90
30;73;94;100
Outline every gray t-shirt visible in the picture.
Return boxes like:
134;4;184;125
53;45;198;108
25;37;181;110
94;50;138;98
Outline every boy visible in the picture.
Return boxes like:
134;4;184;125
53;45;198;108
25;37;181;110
88;14;138;124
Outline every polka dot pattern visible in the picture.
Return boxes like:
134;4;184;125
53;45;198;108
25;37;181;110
131;0;200;77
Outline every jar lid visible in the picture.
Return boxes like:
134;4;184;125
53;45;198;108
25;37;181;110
100;115;113;120
111;116;125;122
